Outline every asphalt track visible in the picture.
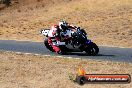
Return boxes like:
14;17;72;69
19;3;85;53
0;40;132;63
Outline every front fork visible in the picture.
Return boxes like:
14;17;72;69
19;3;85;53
79;39;92;50
86;39;92;44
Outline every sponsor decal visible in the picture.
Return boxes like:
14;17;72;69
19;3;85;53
69;65;131;85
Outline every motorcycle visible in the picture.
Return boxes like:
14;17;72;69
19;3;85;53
40;27;99;55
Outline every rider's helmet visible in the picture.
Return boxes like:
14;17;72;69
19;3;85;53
59;20;68;32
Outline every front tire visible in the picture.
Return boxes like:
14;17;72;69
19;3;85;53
44;38;55;52
85;42;99;55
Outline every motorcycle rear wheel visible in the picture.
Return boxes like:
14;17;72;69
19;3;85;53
44;38;55;52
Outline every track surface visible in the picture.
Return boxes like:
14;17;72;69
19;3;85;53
0;40;132;63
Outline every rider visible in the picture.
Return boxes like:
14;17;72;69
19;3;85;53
48;20;75;54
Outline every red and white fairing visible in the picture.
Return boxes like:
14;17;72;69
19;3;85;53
48;25;57;37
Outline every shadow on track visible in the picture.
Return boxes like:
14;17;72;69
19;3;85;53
58;52;115;57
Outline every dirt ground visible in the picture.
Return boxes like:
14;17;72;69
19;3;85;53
0;51;131;88
0;0;132;47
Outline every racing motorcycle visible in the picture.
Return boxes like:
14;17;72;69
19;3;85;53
40;27;99;55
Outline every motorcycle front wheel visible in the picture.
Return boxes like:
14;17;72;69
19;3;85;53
85;42;99;56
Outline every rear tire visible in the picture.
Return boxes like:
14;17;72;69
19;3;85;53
44;38;55;52
85;42;99;55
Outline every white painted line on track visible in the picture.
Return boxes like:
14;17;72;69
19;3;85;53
0;50;82;60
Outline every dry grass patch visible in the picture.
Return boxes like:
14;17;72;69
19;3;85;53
0;51;132;88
